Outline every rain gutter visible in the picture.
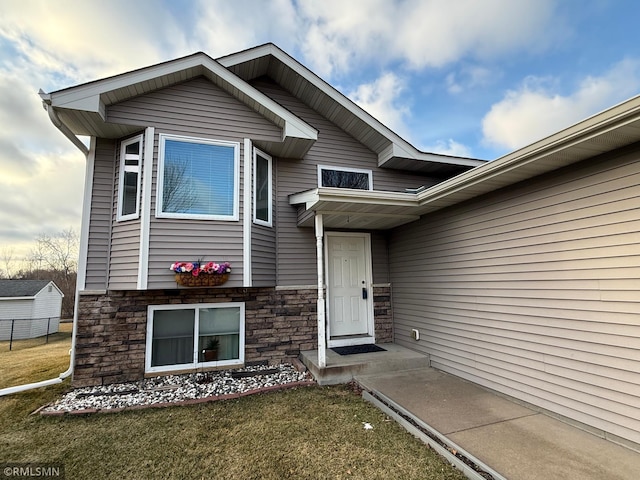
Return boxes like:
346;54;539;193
39;90;89;156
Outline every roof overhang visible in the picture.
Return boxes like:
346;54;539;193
290;188;421;230
40;52;318;159
220;43;485;176
292;93;640;229
414;93;640;216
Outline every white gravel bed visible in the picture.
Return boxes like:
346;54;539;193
43;364;312;413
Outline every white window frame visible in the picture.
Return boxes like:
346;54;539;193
253;148;272;227
317;165;373;190
117;134;143;221
145;302;245;374
155;134;240;221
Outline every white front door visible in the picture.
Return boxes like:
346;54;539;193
326;232;374;346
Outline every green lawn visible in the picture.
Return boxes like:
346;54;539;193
0;328;465;480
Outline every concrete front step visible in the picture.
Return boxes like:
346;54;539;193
299;343;430;385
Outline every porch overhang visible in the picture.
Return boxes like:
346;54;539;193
289;188;421;230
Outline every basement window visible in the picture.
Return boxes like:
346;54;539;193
146;303;245;373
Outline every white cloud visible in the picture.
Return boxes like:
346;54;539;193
294;0;557;78
191;0;301;59
422;139;472;157
0;0;189;84
348;72;411;139
482;58;640;150
0;149;85;259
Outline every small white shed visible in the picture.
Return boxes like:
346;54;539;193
0;280;64;340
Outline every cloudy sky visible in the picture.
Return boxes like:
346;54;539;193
1;0;639;260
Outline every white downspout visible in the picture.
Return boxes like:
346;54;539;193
315;214;326;368
40;97;89;156
0;106;91;397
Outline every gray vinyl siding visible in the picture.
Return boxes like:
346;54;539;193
252;224;276;285
146;135;245;289
107;77;283;289
389;146;640;446
252;169;277;285
107;77;282;143
85;138;115;291
108;138;141;290
371;232;390;284
250;78;439;286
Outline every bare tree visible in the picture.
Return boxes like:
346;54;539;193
1;247;15;279
162;157;198;213
24;228;79;317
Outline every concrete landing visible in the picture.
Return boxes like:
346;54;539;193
299;344;430;385
356;367;640;480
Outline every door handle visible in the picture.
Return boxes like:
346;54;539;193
362;287;368;300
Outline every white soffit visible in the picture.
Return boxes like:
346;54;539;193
40;52;317;157
218;43;485;174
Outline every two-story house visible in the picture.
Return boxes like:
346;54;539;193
41;43;640;449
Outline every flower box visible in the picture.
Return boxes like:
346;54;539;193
174;272;229;287
170;261;231;287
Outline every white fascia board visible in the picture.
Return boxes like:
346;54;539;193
221;45;477;165
415;95;640;209
218;43;279;66
282;120;318;142
48;55;207;108
48;52;316;144
290;188;419;210
0;296;36;301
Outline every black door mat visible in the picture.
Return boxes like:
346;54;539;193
331;344;387;356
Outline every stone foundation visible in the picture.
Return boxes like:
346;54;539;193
73;284;393;387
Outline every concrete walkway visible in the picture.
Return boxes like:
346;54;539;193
356;367;640;480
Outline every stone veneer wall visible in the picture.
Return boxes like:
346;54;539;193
73;285;393;387
373;284;393;343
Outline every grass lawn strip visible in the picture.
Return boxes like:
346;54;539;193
1;385;466;480
0;324;466;479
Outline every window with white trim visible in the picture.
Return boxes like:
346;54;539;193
318;165;373;190
146;303;244;373
156;134;239;220
253;149;272;226
117;134;143;221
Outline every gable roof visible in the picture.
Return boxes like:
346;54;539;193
40;52;318;159
219;43;485;176
0;280;54;298
40;44;484;176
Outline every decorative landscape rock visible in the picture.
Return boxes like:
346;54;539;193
43;364;313;414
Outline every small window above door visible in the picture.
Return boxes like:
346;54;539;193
318;165;372;190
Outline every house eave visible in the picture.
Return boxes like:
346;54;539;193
290;95;640;228
289;188;421;230
414;93;640;216
220;43;486;175
41;52;318;158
